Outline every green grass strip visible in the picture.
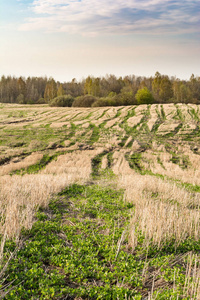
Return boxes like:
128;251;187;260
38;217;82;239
1;184;199;299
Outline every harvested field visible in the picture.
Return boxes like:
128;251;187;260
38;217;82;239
0;103;200;299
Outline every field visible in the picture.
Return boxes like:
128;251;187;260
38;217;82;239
0;103;200;299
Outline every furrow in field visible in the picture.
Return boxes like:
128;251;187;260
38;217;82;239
147;104;159;131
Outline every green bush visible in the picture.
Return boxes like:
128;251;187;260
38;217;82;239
17;94;26;104
72;95;97;107
113;93;136;106
27;99;35;104
135;87;154;104
36;97;46;104
49;95;74;107
92;97;116;107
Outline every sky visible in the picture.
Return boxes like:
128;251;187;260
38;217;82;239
0;0;200;82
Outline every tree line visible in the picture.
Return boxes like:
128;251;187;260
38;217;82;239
0;72;200;107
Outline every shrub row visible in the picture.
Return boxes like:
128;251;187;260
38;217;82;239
49;88;153;107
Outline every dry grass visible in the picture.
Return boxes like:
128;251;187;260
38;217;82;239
130;197;199;249
112;150;133;175
127;114;143;127
116;173;200;249
0;173;87;240
40;149;103;177
0;146;104;240
142;146;200;186
140;253;200;300
104;118;120;128
179;253;200;300
0;153;43;176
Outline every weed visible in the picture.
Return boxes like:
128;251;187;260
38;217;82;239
188;107;199;122
91;151;108;177
174;105;185;122
161;105;166;120
125;152;144;172
89;123;100;144
157;156;166;170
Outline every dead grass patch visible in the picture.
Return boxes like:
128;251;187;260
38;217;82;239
127;114;143;127
104;118;120;128
118;174;200;249
112;150;133;175
0;173;81;239
0;153;43;176
40;149;103;179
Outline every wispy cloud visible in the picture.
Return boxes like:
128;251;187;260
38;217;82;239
18;0;200;36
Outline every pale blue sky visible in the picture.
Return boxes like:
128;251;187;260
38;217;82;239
0;0;199;82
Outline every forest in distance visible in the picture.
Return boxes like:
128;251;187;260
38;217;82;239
0;72;200;107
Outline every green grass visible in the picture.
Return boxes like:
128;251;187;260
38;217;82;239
1;184;199;299
85;112;93;120
161;105;166;120
7;110;27;118
91;151;115;180
89;123;100;144
0;122;82;156
188;107;199;122
157;156;166;169
125;152;144;172
91;151;110;178
151;121;161;133
174;105;185;122
1;184;142;299
150;106;166;133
